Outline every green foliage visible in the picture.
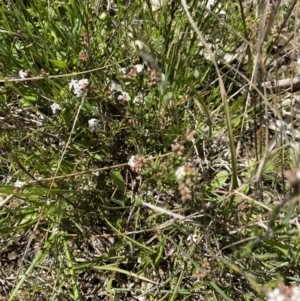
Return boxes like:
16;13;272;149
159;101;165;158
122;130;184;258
0;0;299;300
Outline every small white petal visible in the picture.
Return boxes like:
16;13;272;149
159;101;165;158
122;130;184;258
128;156;136;168
175;166;186;181
19;70;28;79
133;64;144;73
52;227;59;235
69;79;89;98
205;0;225;14
88;118;100;131
69;79;78;88
291;286;300;301
266;288;284;301
14;180;24;188
50;103;61;114
119;67;127;75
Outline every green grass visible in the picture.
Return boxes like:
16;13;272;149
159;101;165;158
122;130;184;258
0;0;300;300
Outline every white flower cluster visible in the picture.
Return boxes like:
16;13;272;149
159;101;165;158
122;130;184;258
52;227;59;235
14;180;24;188
117;91;131;102
88;118;101;132
267;286;300;301
128;156;136;168
175;166;186;181
19;70;30;79
69;79;89;98
50;103;61;115
107;64;145;103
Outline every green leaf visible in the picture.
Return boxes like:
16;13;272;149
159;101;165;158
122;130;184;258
209;281;234;301
265;240;289;256
211;170;229;189
110;170;125;192
99;12;107;20
282;201;297;226
264;161;275;173
166;125;181;146
49;59;67;69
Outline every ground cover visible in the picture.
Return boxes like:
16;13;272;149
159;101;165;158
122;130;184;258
0;0;300;300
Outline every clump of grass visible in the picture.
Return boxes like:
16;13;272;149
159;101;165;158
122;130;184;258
1;0;300;300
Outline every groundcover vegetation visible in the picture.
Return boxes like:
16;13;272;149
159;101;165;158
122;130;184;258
0;0;300;300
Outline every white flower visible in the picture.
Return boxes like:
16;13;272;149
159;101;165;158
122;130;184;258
266;286;300;301
175;166;186;181
128;156;136;168
50;103;61;115
117;91;131;102
206;0;215;9
266;288;285;301
119;67;127;75
133;64;144;73
14;180;24;189
193;69;200;78
133;93;145;104
52;227;59;235
291;286;300;301
205;0;225;14
88;118;101;132
69;78;89;98
19;70;30;78
187;234;197;244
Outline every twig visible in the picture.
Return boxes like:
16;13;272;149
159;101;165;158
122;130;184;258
260;76;300;90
